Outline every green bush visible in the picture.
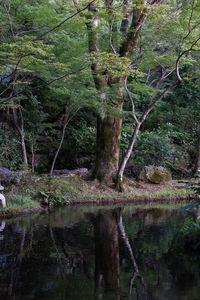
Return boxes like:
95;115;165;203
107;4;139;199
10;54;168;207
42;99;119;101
132;130;176;168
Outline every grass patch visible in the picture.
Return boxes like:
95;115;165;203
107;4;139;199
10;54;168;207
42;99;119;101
1;175;196;219
6;193;39;209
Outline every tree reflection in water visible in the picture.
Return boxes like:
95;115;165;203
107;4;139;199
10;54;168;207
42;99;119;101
93;208;154;300
0;207;199;299
0;220;5;240
93;209;120;299
118;214;155;300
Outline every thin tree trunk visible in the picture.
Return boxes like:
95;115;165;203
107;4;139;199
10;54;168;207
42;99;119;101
50;120;68;176
116;122;141;191
12;107;28;167
21;132;28;166
49;104;79;176
30;142;35;173
18;107;28;166
116;82;179;191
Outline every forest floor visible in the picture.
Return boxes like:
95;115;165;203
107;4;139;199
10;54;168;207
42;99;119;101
0;173;197;218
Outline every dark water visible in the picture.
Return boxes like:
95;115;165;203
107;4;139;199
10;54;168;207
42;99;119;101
0;205;200;300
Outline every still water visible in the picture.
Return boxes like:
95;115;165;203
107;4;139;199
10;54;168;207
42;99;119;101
0;205;200;300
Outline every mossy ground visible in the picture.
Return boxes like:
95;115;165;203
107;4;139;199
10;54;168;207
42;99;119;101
0;174;197;218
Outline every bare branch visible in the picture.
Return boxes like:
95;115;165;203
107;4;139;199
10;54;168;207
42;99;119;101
141;81;179;123
16;27;48;36
124;76;139;124
176;36;200;82
109;24;117;54
3;0;16;41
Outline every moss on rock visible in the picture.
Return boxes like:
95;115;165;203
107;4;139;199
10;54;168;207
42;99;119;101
139;166;172;184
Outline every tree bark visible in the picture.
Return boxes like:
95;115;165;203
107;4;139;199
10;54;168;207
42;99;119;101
93;114;123;182
93;84;124;182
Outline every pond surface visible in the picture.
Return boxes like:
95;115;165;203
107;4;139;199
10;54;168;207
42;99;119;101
0;205;200;300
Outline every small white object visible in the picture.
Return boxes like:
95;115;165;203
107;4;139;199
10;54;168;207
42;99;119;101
0;193;6;208
0;185;4;191
0;221;5;231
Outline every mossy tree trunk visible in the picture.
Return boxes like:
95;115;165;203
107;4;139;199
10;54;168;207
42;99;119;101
86;1;146;183
85;2;127;183
93;114;123;182
93;85;124;182
73;0;162;183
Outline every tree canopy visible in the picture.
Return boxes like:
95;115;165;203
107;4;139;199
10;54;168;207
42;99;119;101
0;0;200;187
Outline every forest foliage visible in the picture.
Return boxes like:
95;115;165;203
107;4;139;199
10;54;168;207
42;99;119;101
0;0;200;181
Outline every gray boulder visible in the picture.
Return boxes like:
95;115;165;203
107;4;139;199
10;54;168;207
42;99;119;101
0;167;26;184
0;167;12;176
53;168;88;176
139;166;172;184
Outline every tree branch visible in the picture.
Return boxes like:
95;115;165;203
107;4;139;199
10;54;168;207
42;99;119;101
0;68;84;104
36;0;97;40
124;76;139;124
3;0;16;42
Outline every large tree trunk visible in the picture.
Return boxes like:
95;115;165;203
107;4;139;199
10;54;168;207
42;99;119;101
73;0;161;184
85;1;146;183
93;115;122;182
93;89;124;182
